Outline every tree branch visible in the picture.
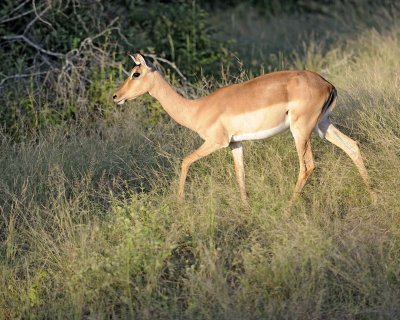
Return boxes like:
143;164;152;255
0;72;48;87
24;2;52;35
0;0;32;24
1;35;65;58
32;0;52;28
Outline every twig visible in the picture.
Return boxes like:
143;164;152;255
0;0;32;24
1;35;65;58
91;26;119;42
24;4;51;35
0;72;48;87
115;27;134;48
143;54;188;82
32;0;52;29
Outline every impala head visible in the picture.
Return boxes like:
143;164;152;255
113;53;156;105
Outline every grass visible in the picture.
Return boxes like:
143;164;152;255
1;7;400;320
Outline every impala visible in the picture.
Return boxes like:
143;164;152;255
113;53;375;204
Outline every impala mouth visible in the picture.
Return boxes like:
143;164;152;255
115;96;138;105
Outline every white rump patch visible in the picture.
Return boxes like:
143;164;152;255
231;120;290;142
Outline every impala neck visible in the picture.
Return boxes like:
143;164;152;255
149;72;198;131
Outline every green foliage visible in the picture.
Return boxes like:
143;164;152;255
113;0;231;78
0;0;229;135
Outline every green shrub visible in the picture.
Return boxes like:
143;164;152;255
0;0;229;135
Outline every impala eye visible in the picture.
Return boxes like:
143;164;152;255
132;72;140;79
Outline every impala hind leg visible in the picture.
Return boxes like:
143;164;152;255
230;142;248;204
292;132;315;200
320;122;376;203
178;142;224;199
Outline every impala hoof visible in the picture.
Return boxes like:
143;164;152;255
370;191;378;206
177;191;185;201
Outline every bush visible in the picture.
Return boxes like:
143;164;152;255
0;0;229;135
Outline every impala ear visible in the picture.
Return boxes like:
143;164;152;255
129;53;148;67
129;53;140;65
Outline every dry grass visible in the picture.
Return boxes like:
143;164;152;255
1;8;400;320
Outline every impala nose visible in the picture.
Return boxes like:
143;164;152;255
113;94;117;101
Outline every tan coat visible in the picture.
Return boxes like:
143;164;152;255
113;54;375;204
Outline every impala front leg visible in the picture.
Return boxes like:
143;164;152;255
178;142;224;199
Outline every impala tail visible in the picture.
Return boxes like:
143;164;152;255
315;85;337;139
322;86;337;116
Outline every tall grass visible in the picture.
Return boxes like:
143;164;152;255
1;14;400;320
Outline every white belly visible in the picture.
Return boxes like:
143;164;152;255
231;120;289;142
